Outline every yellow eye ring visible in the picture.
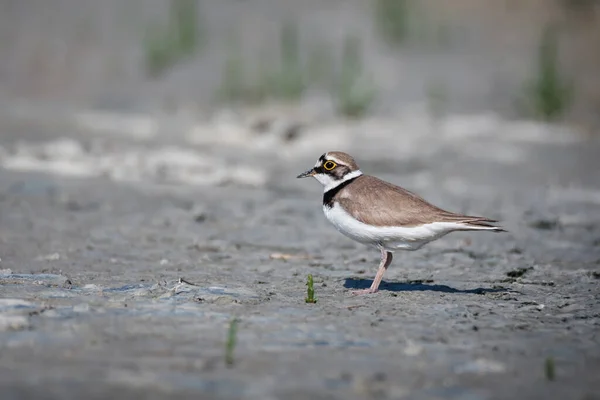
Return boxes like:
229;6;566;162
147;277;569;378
323;161;337;171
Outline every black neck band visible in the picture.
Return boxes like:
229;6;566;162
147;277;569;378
323;176;359;208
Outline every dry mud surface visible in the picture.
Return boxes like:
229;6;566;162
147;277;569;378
0;109;599;400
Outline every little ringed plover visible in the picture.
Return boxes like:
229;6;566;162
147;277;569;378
297;151;506;295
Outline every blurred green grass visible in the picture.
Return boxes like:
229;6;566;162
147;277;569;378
143;0;205;77
334;35;377;118
519;24;573;121
215;21;377;117
137;0;585;123
374;0;411;46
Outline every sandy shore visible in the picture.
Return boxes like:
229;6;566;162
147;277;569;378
0;107;599;399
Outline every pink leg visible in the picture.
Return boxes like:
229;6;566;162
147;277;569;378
351;248;393;295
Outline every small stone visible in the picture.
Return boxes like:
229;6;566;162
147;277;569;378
0;315;29;331
37;253;60;261
40;309;60;318
269;253;311;261
403;340;423;356
455;359;506;374
82;284;102;290
73;303;90;313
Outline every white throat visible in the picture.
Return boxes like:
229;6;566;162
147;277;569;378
316;169;363;192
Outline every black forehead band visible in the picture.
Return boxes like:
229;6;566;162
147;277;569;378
314;160;345;175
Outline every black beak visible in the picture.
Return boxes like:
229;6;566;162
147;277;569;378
296;168;316;179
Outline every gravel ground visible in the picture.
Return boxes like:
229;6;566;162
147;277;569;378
0;108;599;400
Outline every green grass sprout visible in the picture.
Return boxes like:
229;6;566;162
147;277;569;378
545;356;555;381
225;317;239;367
305;274;317;304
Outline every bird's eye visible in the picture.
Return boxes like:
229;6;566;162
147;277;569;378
323;161;337;171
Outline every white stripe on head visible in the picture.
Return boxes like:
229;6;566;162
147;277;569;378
315;169;362;192
324;153;343;165
315;153;343;168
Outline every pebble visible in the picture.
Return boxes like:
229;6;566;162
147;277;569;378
0;315;29;331
37;253;60;261
403;340;424;356
454;359;507;374
73;303;91;313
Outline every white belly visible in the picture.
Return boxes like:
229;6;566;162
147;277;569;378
323;203;459;251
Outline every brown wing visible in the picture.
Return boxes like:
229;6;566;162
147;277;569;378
336;175;499;228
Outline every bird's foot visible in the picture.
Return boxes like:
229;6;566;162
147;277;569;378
350;288;378;296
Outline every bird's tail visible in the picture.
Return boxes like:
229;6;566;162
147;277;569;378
456;217;507;232
439;212;507;232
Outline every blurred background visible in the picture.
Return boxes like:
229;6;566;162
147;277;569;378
0;0;598;131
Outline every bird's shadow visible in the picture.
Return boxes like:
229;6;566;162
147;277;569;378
343;278;508;295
